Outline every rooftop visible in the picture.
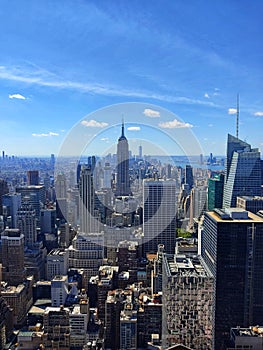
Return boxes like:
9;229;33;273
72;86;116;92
208;209;263;223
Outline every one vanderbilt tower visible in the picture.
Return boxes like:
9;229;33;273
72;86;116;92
116;121;131;196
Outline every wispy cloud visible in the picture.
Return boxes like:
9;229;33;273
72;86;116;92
100;137;109;141
143;108;160;118
228;108;237;115
159;119;193;129
81;119;108;128
0;65;218;108
32;131;59;137
127;126;141;131
254;111;263;117
204;93;210;98
9;93;26;100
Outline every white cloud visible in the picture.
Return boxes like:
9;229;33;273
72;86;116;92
81;119;108;128
143;108;160;118
228;108;237;115
100;137;109;141
9;93;26;100
254;111;263;117
32;131;59;137
204;93;210;98
158;119;193;129
127;126;141;131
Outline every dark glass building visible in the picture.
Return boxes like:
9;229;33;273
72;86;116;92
207;173;224;210
202;208;263;350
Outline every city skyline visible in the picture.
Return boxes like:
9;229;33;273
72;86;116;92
0;1;262;157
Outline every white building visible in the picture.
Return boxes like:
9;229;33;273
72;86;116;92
46;248;69;280
51;275;68;307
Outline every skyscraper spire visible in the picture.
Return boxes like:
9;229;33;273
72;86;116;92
121;117;125;138
116;119;131;196
236;93;239;139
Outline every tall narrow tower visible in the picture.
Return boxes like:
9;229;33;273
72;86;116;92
223;134;261;208
116;121;131;196
79;164;95;233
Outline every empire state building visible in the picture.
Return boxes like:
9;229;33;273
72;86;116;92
116;121;131;196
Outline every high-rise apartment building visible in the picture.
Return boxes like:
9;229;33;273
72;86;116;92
201;208;263;349
116;121;131;196
223;134;261;208
143;179;177;255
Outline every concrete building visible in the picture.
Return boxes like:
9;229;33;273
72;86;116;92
51;275;68;307
69;299;89;348
43;306;70;349
1;279;33;327
97;265;119;323
16;201;37;247
162;254;213;350
1;228;26;286
16;185;45;221
0;296;13;348
46;248;69;281
68;232;104;284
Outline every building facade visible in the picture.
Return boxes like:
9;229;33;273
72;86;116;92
202;209;263;349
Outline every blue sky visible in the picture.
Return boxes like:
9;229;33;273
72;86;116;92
0;0;262;157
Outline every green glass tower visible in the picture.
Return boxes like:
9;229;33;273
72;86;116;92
207;173;224;210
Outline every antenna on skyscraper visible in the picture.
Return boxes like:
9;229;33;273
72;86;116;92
121;114;125;137
236;93;239;139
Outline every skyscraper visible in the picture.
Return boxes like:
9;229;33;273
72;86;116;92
17;200;37;247
201;208;263;349
162;253;213;349
2;192;21;228
116;121;131;196
207;173;224;210
27;170;39;186
79;164;95;234
185;164;194;189
143;179;177;255
223;134;261;208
